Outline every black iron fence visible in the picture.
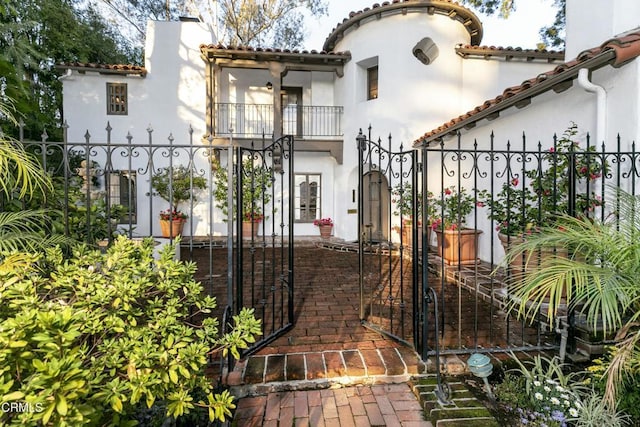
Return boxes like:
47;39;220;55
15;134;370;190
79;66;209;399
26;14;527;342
5;122;296;366
359;124;640;358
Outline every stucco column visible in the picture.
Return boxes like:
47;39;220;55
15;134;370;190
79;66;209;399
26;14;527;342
269;63;285;139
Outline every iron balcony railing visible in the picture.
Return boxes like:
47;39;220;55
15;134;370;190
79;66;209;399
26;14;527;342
214;103;343;138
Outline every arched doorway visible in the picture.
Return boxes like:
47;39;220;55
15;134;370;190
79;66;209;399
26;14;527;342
362;170;390;242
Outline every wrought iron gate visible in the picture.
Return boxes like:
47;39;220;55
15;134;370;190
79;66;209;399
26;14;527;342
229;136;295;356
356;128;424;352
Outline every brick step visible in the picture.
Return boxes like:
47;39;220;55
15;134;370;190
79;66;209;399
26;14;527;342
409;375;499;427
226;347;429;397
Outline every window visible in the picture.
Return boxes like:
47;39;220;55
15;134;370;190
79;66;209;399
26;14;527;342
106;171;137;223
295;174;320;222
107;83;128;115
367;66;378;100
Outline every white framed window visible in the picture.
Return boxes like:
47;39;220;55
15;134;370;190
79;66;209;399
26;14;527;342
106;170;136;223
357;56;379;102
106;82;128;115
295;174;320;222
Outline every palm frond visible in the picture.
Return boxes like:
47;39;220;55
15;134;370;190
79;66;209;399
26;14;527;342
0;210;71;253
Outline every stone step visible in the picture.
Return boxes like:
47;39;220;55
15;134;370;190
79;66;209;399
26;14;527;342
409;375;499;427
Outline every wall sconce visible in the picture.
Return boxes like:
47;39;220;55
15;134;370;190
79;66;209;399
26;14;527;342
266;81;273;90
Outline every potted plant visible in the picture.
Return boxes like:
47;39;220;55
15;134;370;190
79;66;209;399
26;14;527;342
213;156;273;238
313;217;334;239
151;165;207;237
431;186;483;264
391;183;436;249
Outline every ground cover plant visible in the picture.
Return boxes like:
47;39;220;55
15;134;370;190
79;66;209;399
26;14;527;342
0;237;261;425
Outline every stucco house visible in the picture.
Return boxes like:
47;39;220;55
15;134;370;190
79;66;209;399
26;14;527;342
57;0;640;250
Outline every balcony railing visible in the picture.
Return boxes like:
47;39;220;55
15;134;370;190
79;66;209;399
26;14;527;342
215;103;343;138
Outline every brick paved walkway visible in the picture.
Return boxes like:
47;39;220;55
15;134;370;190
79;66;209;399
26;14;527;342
234;383;432;427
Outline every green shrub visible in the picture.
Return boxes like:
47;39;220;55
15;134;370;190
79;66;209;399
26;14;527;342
0;237;261;425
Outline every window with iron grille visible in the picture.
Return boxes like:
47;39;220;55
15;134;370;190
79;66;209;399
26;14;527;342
367;66;378;100
106;170;136;223
106;83;128;115
295;174;320;222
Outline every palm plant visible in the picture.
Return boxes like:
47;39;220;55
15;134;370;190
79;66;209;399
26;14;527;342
0;99;67;255
505;186;640;407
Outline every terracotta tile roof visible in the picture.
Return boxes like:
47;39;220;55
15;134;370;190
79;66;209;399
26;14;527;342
323;0;483;52
414;29;640;146
455;44;565;62
56;62;147;76
199;43;349;57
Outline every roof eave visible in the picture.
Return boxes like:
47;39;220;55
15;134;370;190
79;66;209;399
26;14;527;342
55;64;147;77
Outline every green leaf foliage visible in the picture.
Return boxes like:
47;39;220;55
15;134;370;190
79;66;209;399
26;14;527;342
0;236;261;425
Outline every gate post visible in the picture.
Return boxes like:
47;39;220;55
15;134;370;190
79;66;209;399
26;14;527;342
356;130;367;320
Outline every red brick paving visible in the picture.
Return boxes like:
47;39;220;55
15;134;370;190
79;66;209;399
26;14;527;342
230;383;430;427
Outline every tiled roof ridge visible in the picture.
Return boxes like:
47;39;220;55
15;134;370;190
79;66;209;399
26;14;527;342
57;62;147;76
198;43;349;56
414;28;640;145
323;0;483;52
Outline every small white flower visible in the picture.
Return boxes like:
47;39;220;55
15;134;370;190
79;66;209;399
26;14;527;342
535;392;543;400
569;407;579;417
544;386;551;392
556;385;565;392
561;394;569;400
533;380;542;387
550;397;560;405
564;400;570;407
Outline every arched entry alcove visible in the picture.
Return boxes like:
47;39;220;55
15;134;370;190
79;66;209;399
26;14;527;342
362;170;390;242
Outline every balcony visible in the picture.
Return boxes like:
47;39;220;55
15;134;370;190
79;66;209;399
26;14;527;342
215;103;344;139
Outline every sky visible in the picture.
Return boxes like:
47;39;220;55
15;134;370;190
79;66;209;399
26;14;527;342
303;0;559;51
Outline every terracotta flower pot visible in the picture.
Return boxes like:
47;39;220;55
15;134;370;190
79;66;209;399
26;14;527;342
434;228;482;264
160;218;185;238
242;219;261;238
498;232;568;301
318;224;333;239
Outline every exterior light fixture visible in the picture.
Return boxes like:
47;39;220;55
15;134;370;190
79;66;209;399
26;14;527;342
467;353;494;399
266;81;273;90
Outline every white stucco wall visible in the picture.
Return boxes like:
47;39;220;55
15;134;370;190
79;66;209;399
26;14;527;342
62;20;215;143
566;0;640;59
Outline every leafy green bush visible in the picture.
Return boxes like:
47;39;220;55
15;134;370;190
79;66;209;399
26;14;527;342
0;237;261;425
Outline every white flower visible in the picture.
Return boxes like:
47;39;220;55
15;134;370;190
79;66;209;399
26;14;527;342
556;385;565;392
533;380;542;387
544;386;551;392
569;407;579;417
561;394;569;399
564;400;570;407
550;397;560;405
535;392;544;400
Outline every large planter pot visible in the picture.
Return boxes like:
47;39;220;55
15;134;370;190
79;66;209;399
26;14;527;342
434;228;482;265
160;218;185;238
318;224;333;239
498;233;568;302
400;220;429;251
498;233;568;279
242;219;261;239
